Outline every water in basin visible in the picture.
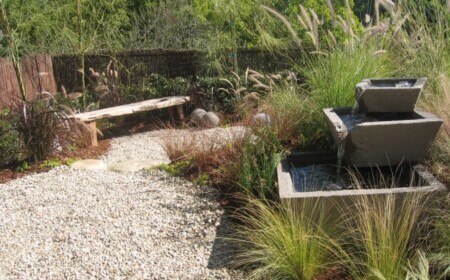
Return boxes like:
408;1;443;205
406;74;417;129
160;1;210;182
290;163;424;193
369;79;416;88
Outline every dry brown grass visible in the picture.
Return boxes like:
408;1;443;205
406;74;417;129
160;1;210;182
160;127;248;189
420;75;450;185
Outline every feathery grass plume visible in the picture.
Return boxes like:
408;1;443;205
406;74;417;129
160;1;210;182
343;182;433;280
405;251;431;280
232;196;350;280
296;4;322;50
262;5;302;49
344;0;354;29
336;15;355;41
299;5;313;31
375;0;380;25
379;0;396;18
326;0;336;27
327;30;337;46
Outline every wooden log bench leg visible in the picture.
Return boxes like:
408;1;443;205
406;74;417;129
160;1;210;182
168;107;175;124
87;121;98;147
176;104;185;121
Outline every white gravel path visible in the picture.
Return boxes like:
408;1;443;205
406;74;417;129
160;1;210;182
0;128;242;279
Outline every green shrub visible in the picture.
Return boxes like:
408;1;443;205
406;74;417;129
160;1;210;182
145;74;189;97
194;76;237;113
0;109;20;166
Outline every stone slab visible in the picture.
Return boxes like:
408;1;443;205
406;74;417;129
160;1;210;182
71;159;107;171
108;160;161;173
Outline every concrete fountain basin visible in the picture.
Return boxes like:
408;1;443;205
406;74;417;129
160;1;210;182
277;152;447;201
355;77;427;112
323;107;442;167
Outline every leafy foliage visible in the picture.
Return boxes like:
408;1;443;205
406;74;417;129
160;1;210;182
0;109;20;166
238;127;282;200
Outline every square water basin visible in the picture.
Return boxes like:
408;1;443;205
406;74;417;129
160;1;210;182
323;107;442;167
277;152;447;200
355;77;426;112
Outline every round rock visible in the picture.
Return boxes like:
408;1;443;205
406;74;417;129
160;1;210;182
253;113;271;125
202;112;220;127
71;159;107;171
190;108;206;126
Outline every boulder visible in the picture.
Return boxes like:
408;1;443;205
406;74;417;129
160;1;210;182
190;108;207;126
253;113;271;125
202;112;220;127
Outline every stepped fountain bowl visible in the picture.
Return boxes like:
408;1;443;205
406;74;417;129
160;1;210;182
277;77;446;203
355;77;427;112
323;107;443;167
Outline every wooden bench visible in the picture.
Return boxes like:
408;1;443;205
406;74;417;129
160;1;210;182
72;96;190;146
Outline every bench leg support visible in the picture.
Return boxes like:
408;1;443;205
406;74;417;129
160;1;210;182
176;104;185;121
87;121;98;147
168;105;185;124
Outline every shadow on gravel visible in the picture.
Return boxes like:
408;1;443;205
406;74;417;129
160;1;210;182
207;214;239;270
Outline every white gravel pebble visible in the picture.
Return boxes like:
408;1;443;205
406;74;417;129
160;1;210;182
0;128;242;279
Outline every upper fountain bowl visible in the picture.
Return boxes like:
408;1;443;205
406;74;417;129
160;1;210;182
355;77;427;113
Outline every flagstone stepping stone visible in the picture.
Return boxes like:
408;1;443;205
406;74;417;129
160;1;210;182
108;160;162;173
70;159;107;171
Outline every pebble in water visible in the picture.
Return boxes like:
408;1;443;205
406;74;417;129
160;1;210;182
395;81;413;87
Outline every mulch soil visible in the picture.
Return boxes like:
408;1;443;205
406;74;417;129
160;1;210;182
0;116;172;184
0;139;111;184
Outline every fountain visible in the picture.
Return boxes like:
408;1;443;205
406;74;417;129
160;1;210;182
277;78;447;201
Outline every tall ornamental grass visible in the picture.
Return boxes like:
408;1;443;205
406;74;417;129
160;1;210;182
232;197;349;280
344;189;432;280
302;44;393;109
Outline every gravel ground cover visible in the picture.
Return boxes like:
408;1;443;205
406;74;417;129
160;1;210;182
0;128;242;279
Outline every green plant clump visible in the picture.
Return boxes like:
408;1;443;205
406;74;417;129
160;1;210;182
156;160;192;177
39;159;62;168
238;127;282;200
0;109;20;167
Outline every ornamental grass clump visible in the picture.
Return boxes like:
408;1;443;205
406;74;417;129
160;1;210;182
343;178;433;280
232;197;349;280
11;93;84;162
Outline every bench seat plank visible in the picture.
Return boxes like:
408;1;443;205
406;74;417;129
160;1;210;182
72;96;190;146
73;96;190;122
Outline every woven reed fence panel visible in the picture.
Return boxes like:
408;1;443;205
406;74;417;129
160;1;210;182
0;54;57;110
52;49;298;92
